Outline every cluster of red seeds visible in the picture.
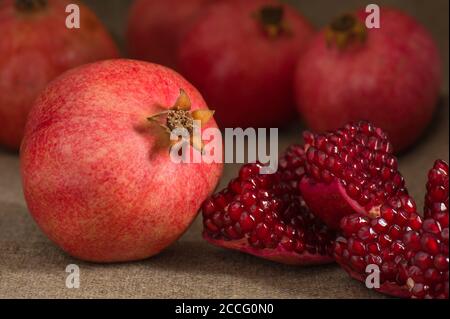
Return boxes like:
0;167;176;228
425;160;449;226
202;145;335;257
303;121;408;210
334;161;449;299
408;160;449;298
403;217;449;298
335;195;421;291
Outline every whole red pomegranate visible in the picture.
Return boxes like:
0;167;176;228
126;0;210;69
294;7;442;152
178;0;314;128
20;59;223;263
0;0;119;150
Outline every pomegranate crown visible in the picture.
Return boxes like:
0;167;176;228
254;5;290;38
326;13;367;49
147;89;215;152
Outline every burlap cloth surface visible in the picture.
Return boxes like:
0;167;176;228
0;0;448;299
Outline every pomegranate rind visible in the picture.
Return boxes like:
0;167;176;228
338;263;412;298
204;234;334;266
300;176;366;229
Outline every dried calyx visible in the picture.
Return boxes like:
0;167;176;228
326;13;367;49
147;89;214;152
15;0;47;11
256;5;289;38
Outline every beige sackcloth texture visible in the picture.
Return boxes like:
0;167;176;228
0;0;448;298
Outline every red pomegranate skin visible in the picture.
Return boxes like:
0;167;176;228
126;0;210;69
295;7;442;152
0;0;119;150
178;0;314;128
20;59;223;263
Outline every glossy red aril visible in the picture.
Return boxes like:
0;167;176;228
202;145;335;265
334;160;449;299
299;121;408;229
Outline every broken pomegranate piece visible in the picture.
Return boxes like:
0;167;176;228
334;160;449;299
201;145;335;265
300;121;409;229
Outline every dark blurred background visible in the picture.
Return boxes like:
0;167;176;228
84;0;449;93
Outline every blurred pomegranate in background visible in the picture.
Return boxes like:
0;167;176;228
0;0;119;150
178;0;314;129
294;7;442;152
126;0;210;69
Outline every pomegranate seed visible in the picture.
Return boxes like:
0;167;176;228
423;219;442;235
239;213;255;233
228;202;243;221
202;199;216;217
420;233;440;255
434;254;449;271
349;239;366;256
